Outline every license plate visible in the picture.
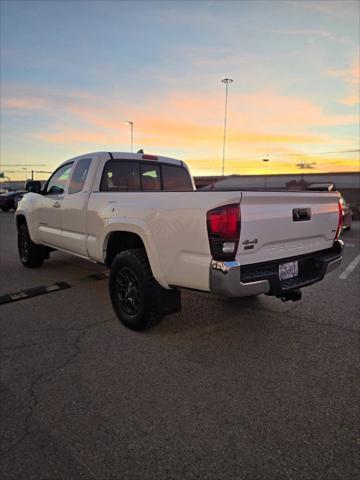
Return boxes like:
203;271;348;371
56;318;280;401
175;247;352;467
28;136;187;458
279;261;298;281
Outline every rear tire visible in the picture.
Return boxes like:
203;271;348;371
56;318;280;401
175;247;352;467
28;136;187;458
18;223;44;268
109;248;161;331
1;206;9;212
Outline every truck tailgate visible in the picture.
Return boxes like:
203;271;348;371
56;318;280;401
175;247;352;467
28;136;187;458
237;191;340;265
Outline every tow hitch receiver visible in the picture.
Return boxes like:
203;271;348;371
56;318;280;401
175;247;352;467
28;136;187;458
278;290;302;302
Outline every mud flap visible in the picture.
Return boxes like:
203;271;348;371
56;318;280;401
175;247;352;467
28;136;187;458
154;283;182;316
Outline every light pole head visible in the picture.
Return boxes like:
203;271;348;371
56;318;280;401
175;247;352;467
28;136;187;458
124;121;133;126
221;78;233;84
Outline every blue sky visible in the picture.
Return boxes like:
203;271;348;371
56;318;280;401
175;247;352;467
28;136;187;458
1;0;359;178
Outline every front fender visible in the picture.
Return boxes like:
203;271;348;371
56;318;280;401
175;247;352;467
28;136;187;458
15;195;41;244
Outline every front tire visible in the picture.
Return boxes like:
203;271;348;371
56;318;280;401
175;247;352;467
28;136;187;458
109;248;161;331
18;223;44;268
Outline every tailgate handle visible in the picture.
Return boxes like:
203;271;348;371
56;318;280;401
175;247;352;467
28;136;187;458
293;208;311;222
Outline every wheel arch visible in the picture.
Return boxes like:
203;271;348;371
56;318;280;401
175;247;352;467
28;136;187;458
103;229;168;288
15;214;27;230
105;231;145;266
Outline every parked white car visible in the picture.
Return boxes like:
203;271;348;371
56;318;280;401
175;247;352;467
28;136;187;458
16;151;343;330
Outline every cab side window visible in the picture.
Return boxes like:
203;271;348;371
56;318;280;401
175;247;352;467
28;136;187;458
68;158;92;194
45;163;73;195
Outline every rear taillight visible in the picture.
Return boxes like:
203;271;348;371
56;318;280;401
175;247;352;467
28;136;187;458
334;199;343;240
207;203;240;260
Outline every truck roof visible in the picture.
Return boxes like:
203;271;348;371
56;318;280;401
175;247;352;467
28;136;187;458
306;183;335;191
65;151;183;167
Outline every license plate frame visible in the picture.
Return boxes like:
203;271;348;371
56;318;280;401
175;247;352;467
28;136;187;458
279;261;299;281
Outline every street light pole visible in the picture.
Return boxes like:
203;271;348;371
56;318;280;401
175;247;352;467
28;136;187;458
262;157;269;188
221;78;233;176
124;121;134;152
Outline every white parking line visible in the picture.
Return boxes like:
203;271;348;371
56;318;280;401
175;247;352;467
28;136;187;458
340;254;360;280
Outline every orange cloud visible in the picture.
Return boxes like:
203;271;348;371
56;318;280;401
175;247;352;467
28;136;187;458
42;90;353;153
36;130;118;144
188;154;360;176
2;97;50;110
2;84;358;175
327;57;360;105
342;94;360;106
4;84;357;130
1;86;101;113
35;119;327;150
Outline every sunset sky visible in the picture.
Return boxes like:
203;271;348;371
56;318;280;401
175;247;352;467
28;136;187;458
1;0;359;180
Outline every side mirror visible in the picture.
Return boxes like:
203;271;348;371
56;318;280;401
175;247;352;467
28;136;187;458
25;180;42;193
47;185;64;195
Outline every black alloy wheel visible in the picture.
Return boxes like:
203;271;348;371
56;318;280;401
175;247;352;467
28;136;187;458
109;248;160;331
115;266;141;315
18;223;44;268
19;226;30;263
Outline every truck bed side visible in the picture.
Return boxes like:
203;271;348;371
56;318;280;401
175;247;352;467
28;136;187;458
86;191;241;290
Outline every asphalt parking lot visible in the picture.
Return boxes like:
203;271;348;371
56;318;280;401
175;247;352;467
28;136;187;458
0;211;359;480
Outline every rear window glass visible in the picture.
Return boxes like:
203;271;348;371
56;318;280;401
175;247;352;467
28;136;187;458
68;157;92;194
100;161;140;191
162;165;192;191
100;160;193;192
140;165;161;191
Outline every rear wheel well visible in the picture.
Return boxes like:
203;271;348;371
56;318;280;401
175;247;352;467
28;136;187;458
105;232;146;267
16;215;27;230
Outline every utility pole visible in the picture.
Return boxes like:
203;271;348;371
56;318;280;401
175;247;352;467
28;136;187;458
262;157;269;188
221;78;233;176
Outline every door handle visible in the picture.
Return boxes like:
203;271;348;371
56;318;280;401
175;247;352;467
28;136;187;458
52;201;61;208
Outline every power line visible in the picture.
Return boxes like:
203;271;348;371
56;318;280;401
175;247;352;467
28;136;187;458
0;164;47;166
188;149;359;162
274;149;360;157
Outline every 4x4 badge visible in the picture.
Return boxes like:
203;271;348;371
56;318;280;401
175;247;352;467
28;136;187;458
242;238;258;245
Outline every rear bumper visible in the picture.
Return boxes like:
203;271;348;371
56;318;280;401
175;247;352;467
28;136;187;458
210;240;344;298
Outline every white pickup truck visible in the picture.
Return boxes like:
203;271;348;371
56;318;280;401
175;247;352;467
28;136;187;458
16;151;343;330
